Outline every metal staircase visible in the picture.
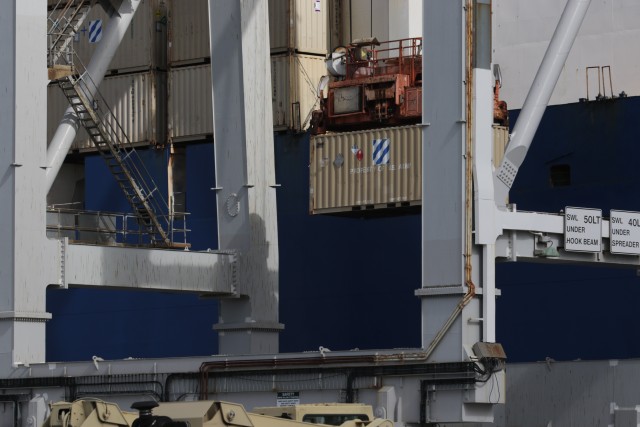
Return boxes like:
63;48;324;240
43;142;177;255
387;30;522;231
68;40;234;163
47;0;91;69
57;68;176;247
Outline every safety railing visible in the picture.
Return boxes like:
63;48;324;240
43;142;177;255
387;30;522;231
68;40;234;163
346;37;422;83
47;208;190;248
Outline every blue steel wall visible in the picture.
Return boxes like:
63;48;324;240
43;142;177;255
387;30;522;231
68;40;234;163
46;96;640;362
496;96;640;362
274;133;422;352
46;146;220;361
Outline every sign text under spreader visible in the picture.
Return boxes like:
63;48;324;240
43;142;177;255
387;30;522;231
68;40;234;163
609;210;640;255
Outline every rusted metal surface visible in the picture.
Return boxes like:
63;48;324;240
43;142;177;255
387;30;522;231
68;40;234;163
311;37;422;134
493;82;509;125
310;125;421;214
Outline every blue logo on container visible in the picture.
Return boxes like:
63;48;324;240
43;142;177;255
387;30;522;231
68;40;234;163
89;20;103;43
372;138;390;165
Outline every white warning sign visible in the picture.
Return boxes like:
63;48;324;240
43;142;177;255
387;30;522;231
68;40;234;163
564;207;602;253
277;391;300;407
609;210;640;255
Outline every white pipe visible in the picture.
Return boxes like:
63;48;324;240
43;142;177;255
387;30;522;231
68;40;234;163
494;0;591;206
45;0;142;193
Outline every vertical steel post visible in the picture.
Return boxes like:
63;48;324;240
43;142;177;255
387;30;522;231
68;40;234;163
419;1;500;423
0;0;60;374
209;0;283;354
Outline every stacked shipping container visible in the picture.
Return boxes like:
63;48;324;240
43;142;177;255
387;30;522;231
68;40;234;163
269;0;331;131
47;0;168;152
47;0;334;149
309;125;509;214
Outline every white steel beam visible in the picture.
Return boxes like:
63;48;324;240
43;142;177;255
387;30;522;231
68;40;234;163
493;0;591;206
495;210;640;266
0;0;60;374
420;1;501;423
62;242;238;295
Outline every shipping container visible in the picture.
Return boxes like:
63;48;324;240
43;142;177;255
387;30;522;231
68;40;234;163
48;71;166;151
168;55;326;137
269;0;329;55
168;0;210;65
340;0;390;46
493;125;509;168
310;124;509;214
69;0;167;73
168;64;213;141
272;53;327;131
310;125;422;214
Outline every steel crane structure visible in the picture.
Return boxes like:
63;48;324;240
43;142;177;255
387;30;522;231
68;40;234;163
4;0;638;426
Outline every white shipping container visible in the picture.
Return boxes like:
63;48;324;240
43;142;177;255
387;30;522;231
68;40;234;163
167;56;325;135
269;0;329;55
71;0;166;73
310;125;422;214
271;53;327;131
48;71;164;151
168;0;210;65
168;64;213;141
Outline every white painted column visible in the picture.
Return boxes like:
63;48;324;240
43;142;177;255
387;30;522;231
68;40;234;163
0;0;60;374
210;0;283;354
472;0;498;343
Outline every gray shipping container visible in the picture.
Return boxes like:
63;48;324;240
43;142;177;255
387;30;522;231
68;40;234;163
272;53;327;132
269;0;330;55
310;125;509;214
166;56;326;136
168;64;213;141
166;0;329;64
48;71;166;151
70;0;167;73
168;0;210;65
310;125;422;214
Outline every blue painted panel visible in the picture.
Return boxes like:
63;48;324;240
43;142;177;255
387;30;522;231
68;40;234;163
47;96;640;363
495;96;640;362
274;133;422;352
85;148;169;213
185;142;218;251
46;288;219;360
47;146;219;361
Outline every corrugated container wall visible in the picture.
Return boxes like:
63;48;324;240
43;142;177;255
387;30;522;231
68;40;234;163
168;0;210;65
48;71;165;151
309;125;510;214
168;64;213;141
71;0;167;73
310;125;422;214
340;0;389;45
272;54;327;131
493;125;509;169
269;0;329;55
